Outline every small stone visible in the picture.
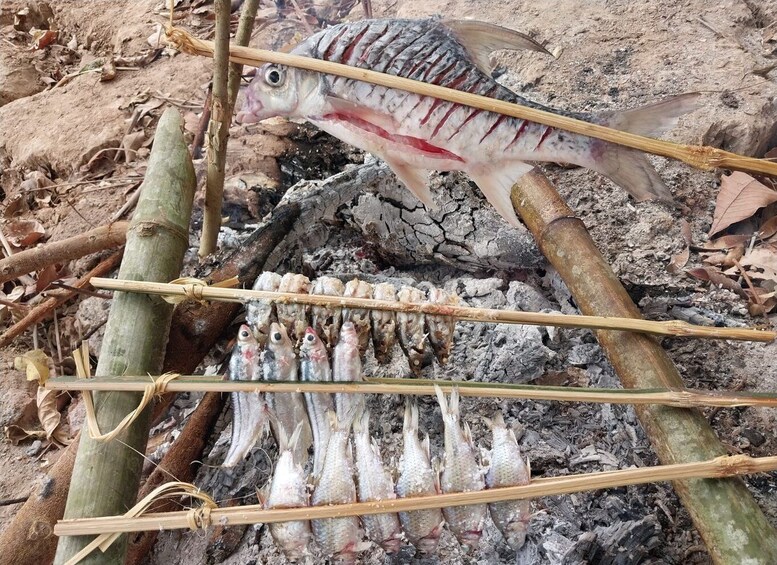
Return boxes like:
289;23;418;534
741;428;766;448
26;440;43;457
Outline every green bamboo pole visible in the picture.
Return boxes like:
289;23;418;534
512;170;777;564
54;108;196;565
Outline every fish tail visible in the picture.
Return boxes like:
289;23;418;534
585;92;701;204
353;407;371;437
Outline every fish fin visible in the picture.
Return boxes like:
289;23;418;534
443;19;552;74
256;485;269;507
288;420;305;453
526;456;532;476
324;93;398;132
431;456;443;493
482;415;493;430
434;384;449;416
384;159;436;209
492;411;506;429
450;387;460;418
600;92;701;138
585;93;701;204
463;421;475;448
422;433;432;460
353;408;370;435
468;162;533;227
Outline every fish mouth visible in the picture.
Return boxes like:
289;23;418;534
235;95;264;124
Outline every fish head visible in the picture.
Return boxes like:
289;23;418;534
503;521;528;552
237;63;321;123
339;321;360;346
237;324;256;345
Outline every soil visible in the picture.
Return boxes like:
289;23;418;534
0;1;776;564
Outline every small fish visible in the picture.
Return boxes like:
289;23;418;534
311;410;367;564
264;419;313;562
353;410;403;554
486;412;532;551
397;286;430;375
342;278;374;356
299;326;336;478
276;273;312;345
263;322;313;464
223;325;267;467
310;276;346;350
238;18;699;227
370;282;398;364
332;321;364;422
425;286;458;365
435;386;487;552
395;400;443;554
245;271;282;347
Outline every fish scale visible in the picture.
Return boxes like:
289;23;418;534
240;18;699;227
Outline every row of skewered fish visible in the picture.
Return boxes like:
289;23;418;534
245;271;459;372
222;322;531;562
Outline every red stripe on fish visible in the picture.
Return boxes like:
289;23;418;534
479;115;508;143
323;112;464;161
342;27;370;65
506;120;529;149
323;27;349;60
447;85;499;141
535;125;554;150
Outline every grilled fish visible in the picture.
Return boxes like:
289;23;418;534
397;286;430;375
353;410;403;554
223;324;267;467
342;278;373;356
263;322;313;464
276;273;311;345
238;18;699;227
311;411;366;564
435;386;487;552
332;321;365;422
425;286;458;365
486;412;532;551
245;271;282;347
395;400;443;554
264;420;312;562
299;326;336;478
370;282;398;364
310;275;345;350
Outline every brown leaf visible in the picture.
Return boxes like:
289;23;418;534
686;266;748;298
709;172;777;236
667;247;689;274
758;215;777;240
5;219;45;247
14;349;50;384
36;387;69;446
30;28;57;49
698;234;751;250
740;247;777;272
702;245;744;268
5;425;45;445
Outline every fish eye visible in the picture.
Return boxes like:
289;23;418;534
306;333;315;342
264;65;285;87
240;329;249;338
273;331;282;341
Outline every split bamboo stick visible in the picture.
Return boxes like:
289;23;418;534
54;454;777;538
88;277;775;343
54;109;197;565
44;375;777;409
512;170;777;563
165;27;777;177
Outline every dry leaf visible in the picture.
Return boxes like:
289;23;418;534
14;349;50;384
5;219;45;247
740;247;777;272
686;266;748;298
668;219;692;274
36;387;70;446
5;425;46;445
699;234;751;250
30;28;57;49
709;172;777;236
702;245;744;268
35;263;62;293
758;215;777;240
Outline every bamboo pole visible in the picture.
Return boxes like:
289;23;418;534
165;27;777;177
226;0;260;111
54;109;196;565
54;454;777;538
88;277;775;343
512;170;777;563
199;0;231;257
44;375;777;409
0;221;127;285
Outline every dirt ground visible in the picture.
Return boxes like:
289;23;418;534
1;0;776;564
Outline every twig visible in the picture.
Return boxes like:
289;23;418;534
190;86;211;159
0;252;123;349
46;282;113;300
198;0;232;257
0;222;128;285
0;496;29;507
44;375;777;409
110;186;142;222
164;27;777;177
88;277;776;343
53;454;777;537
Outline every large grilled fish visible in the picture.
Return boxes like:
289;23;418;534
238;18;699;227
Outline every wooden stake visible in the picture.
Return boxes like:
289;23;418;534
53;454;777;538
88;277;775;343
44;375;777;409
512;170;777;563
54;109;196;565
165;27;777;178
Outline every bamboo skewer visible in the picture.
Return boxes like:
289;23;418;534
54;454;777;537
89;277;776;343
45;375;777;409
165;27;777;177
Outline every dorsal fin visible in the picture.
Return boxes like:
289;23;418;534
443;19;552;74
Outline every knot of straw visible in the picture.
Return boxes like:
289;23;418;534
162;276;241;305
63;481;217;565
74;342;180;442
